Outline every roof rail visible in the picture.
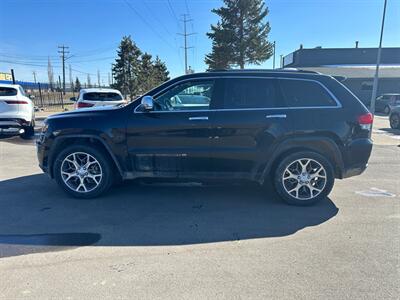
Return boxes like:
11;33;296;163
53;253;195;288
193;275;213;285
206;68;320;74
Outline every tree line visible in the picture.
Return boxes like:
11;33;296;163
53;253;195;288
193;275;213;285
69;0;272;96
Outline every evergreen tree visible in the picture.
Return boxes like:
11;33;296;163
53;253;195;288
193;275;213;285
112;36;142;99
205;0;273;69
205;22;233;70
74;77;81;92
152;56;170;86
138;52;155;94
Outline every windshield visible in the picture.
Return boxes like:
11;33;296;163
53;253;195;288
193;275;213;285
83;92;123;101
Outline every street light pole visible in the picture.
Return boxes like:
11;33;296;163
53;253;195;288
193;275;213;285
272;41;276;69
370;0;387;115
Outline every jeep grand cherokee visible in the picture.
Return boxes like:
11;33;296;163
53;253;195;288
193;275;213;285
37;70;373;205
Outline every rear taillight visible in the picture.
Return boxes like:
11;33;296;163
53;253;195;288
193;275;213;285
77;102;95;108
358;112;373;130
5;100;28;104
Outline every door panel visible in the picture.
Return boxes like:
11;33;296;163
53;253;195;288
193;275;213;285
125;79;220;178
126;111;213;176
209;109;291;178
208;77;288;179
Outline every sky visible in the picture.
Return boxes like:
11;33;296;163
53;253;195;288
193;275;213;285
0;0;399;84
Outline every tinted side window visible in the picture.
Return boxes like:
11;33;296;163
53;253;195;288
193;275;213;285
279;79;337;107
154;80;214;111
223;78;280;109
0;87;17;96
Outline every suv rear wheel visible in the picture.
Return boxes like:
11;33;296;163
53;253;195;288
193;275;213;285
274;151;334;206
54;145;114;198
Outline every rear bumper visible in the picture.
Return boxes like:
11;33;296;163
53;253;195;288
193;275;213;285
0;118;31;128
0;118;30;134
341;138;373;178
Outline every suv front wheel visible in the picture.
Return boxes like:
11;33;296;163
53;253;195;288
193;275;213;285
274;151;334;206
54;145;114;198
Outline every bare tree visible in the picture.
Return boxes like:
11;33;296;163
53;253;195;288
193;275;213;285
47;57;55;91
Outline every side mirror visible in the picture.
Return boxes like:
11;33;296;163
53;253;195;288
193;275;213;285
141;96;154;111
70;97;77;102
29;95;35;100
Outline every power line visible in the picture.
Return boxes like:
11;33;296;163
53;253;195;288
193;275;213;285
0;59;60;68
142;1;174;37
166;0;181;28
123;0;176;50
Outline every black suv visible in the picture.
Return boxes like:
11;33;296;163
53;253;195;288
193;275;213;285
37;70;373;205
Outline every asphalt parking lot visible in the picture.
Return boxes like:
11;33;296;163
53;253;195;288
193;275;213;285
0;115;399;299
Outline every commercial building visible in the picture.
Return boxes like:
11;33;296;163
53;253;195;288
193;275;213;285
282;46;400;105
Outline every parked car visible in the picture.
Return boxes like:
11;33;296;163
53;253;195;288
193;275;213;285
71;88;125;109
37;70;373;206
375;93;400;115
389;106;400;129
0;83;35;138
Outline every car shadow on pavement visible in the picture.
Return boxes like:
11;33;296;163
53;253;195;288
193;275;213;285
0;174;338;257
379;128;400;135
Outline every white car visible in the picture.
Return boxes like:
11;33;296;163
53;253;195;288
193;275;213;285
0;84;35;138
72;88;126;109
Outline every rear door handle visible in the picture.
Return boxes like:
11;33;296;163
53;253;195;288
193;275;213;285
266;114;287;119
189;116;209;121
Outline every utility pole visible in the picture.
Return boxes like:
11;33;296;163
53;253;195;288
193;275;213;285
110;63;114;85
370;0;387;115
97;70;101;87
32;71;37;84
272;41;276;69
58;45;70;95
178;14;195;74
280;55;283;68
108;72;111;87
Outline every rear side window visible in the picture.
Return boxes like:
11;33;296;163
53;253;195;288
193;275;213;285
279;79;337;107
0;87;17;96
83;92;123;101
223;78;279;109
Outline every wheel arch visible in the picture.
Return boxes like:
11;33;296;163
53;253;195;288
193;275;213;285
260;135;345;183
48;134;124;179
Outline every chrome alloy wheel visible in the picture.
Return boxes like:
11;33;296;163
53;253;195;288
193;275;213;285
61;152;103;193
282;158;327;200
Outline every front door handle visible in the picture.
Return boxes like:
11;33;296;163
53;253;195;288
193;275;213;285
189;116;209;121
266;114;287;119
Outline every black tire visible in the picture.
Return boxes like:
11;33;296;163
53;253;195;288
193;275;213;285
20;120;35;139
384;105;390;115
273;151;335;206
390;113;400;129
53;144;114;198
